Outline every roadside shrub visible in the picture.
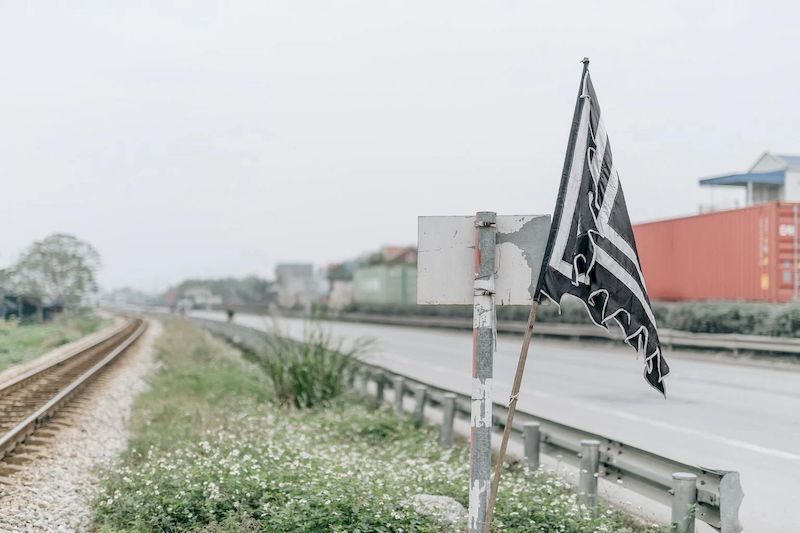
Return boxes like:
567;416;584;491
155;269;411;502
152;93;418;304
345;299;665;327
344;299;800;338
663;302;773;335
253;329;367;409
536;297;593;325
763;304;800;337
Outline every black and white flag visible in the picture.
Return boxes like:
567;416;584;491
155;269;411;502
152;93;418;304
537;60;670;394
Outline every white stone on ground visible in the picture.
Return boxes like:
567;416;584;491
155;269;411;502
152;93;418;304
405;494;468;531
0;319;161;533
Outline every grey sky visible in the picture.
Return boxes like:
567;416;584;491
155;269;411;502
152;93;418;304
1;2;796;291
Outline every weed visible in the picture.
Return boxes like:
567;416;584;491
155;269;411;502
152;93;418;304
251;327;368;409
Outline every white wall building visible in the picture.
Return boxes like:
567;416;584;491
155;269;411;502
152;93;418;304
184;287;223;309
275;263;317;309
328;280;353;310
700;151;800;207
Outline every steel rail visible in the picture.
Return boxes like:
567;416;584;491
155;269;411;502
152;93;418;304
0;318;146;460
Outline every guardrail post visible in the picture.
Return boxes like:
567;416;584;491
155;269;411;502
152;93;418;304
358;368;369;396
412;385;427;427
374;371;385;407
393;377;405;415
578;439;600;509
671;472;697;533
523;422;540;472
440;393;456;448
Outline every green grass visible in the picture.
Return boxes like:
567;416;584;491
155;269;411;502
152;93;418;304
250;329;366;409
93;319;665;533
0;311;108;372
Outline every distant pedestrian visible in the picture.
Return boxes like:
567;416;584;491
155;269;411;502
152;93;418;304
226;306;235;322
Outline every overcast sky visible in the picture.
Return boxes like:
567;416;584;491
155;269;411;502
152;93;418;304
1;1;797;292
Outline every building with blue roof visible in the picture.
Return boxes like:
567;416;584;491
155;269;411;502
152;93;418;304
700;152;800;206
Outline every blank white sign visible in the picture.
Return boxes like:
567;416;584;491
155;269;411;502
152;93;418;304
417;214;551;305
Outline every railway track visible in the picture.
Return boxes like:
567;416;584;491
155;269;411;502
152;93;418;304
0;317;146;464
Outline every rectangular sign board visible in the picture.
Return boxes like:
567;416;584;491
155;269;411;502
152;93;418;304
417;214;551;305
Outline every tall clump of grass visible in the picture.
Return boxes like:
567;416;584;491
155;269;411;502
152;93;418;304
255;327;369;409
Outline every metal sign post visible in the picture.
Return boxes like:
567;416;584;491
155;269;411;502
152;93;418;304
470;211;496;532
417;212;550;533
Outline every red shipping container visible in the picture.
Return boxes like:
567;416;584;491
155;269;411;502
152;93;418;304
632;202;800;302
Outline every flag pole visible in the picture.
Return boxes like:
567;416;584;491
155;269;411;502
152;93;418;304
481;302;538;533
482;57;590;533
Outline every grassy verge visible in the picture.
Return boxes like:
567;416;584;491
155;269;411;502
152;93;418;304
0;310;108;372
93;319;664;532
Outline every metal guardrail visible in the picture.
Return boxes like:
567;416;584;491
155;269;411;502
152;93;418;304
361;365;743;533
188;316;744;533
336;312;800;357
130;305;800;357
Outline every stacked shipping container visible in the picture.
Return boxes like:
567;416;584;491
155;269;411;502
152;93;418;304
352;264;417;306
633;202;800;302
348;205;798;305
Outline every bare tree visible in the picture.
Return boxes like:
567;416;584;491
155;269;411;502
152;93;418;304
12;233;101;311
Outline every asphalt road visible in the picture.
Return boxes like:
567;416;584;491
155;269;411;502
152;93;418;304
191;310;798;532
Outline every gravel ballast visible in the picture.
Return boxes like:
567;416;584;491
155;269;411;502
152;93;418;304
0;319;160;532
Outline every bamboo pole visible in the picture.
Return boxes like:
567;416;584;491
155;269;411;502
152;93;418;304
482;302;538;533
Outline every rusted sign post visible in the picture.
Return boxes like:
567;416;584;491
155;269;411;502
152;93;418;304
417;212;549;533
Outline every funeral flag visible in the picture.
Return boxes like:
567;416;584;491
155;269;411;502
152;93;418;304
536;60;670;394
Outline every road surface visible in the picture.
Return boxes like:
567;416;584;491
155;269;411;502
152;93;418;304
191;310;798;532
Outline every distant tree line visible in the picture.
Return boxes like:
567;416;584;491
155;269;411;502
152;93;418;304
1;233;100;321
